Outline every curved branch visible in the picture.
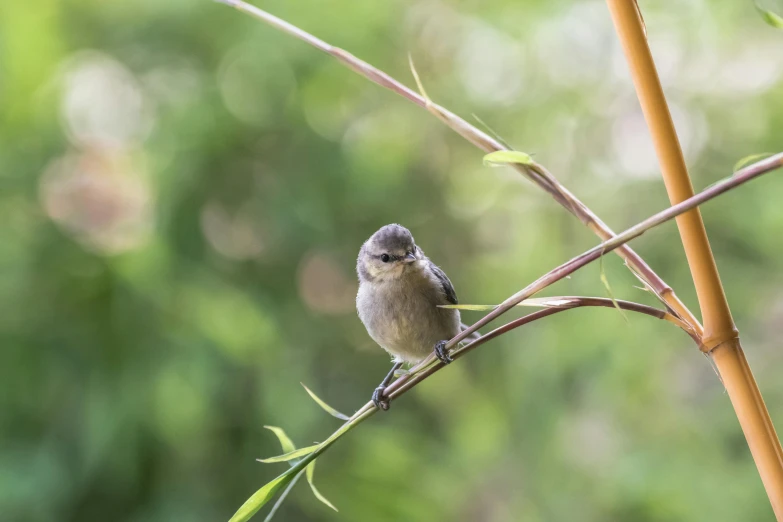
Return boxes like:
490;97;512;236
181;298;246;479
231;160;783;520
354;151;783;420
444;295;692;330
381;296;695;407
216;0;703;338
230;295;692;521
449;153;783;352
216;3;783;518
363;153;781;418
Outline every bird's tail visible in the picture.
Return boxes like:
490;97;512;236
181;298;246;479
460;322;482;343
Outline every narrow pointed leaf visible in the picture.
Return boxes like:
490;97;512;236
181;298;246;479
263;426;296;454
483;150;533;167
306;460;338;511
733;152;775;172
229;466;301;522
301;383;350;420
439;297;578;311
524;297;577;307
755;3;783;27
257;445;319;463
438;304;497;311
230;407;375;521
263;470;304;522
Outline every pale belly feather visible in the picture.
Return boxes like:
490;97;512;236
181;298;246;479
357;273;461;363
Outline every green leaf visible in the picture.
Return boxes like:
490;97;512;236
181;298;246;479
306;459;338;511
231;403;374;521
301;383;350;420
263;426;296;454
439;297;578;311
257;445;319;463
438;304;497;311
229;466;302;522
733;152;775;172
483;150;533;167
755;3;783;28
522;297;577;307
263;470;304;522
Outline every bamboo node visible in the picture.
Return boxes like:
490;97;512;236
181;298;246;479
700;327;740;353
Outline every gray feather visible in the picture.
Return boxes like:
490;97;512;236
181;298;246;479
356;224;463;364
428;263;458;305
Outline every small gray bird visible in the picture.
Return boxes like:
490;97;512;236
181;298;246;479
356;224;473;410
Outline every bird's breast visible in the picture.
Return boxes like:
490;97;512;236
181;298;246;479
357;275;461;363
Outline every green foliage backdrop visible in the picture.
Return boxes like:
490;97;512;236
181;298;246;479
1;0;782;520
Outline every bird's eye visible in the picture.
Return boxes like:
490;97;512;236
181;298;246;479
380;254;391;263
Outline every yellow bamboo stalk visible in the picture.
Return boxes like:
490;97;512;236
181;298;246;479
605;0;783;518
712;339;783;517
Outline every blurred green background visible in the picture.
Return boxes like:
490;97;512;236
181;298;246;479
2;0;783;520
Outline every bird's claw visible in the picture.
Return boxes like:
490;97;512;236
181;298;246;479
434;340;453;364
372;386;391;411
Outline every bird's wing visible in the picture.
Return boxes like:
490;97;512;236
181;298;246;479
429;263;458;305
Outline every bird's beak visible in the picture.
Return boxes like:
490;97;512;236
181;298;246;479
404;252;416;263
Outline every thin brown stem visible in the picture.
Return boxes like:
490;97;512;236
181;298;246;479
231;152;782;520
361;292;689;414
353;304;621;419
449;153;783;350
350;152;783;420
216;0;703;338
526;296;696;339
444;295;695;340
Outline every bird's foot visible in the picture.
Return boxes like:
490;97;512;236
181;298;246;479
372;386;391;411
372;361;403;411
434;340;453;365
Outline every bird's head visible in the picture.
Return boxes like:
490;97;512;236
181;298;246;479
357;224;422;282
